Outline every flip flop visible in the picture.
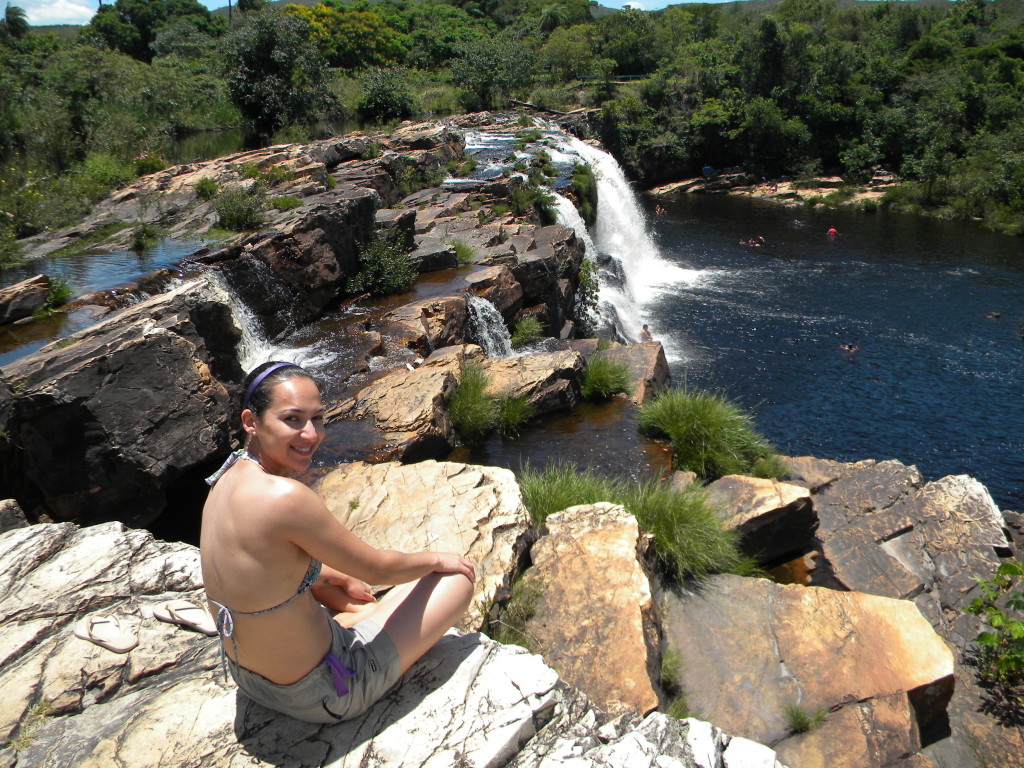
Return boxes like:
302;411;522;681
154;599;218;636
73;614;138;654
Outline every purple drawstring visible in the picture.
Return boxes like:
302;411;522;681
324;652;355;696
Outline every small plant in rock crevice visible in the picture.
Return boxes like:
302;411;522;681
484;574;543;652
347;235;417;297
447;361;532;444
34;275;73;316
213;186;266;231
965;559;1024;688
783;702;828;734
510;316;543;349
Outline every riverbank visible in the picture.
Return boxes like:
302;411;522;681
647;169;900;210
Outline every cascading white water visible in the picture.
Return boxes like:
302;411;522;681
466;295;513;358
206;277;331;374
555;136;702;347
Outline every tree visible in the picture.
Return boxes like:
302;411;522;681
0;3;28;40
222;11;335;139
84;0;225;62
452;35;533;110
538;4;569;34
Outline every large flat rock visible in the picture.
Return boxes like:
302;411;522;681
661;574;955;765
317;460;531;631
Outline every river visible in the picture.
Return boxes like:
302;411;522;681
644;194;1024;511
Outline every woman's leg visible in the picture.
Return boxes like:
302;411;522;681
335;573;473;675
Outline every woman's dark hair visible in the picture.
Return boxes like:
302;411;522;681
241;361;315;416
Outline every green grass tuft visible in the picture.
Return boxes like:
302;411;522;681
784;703;828;734
195;177;219;201
518;461;744;580
581;355;632;400
450;239;475;266
448;361;499;444
510;316;543;349
637;388;775;481
485;574;542;652
213;186;265;231
752;454;790;479
497;395;533;438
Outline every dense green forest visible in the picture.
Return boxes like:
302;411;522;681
2;0;1024;264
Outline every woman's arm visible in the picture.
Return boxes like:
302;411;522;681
271;479;476;586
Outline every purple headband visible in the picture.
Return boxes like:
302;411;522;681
243;362;299;409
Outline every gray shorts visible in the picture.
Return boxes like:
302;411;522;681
230;617;402;723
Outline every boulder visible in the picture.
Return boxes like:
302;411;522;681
374;207;415;251
511;247;558;307
0;499;28;534
385;295;469;356
0;280;241;528
0;274;50;326
590;341;670;405
317;460;531;630
778;455;850;492
0;521;786;768
464;265;524;321
661;574;955;765
704;475;816;563
481;349;585;416
331;366;457;462
410;236;458;272
517;503;661;717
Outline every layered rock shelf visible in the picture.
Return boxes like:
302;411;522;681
1;114;1021;768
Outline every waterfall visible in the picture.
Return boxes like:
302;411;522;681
466;295;513;358
555;136;702;346
206;276;331;375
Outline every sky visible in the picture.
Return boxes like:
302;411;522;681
17;0;742;27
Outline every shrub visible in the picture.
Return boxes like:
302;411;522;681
270;195;302;211
582;356;632;400
348;235;417;297
357;67;417;124
0;232;25;270
965;559;1024;687
133;152;168;176
450;239;475;266
497;395;533;438
238;162;291;187
510;316;543;349
784;703;827;734
637;388;774;480
130;222;159;251
35;275;73;316
518;461;744;580
447;360;499;443
214;186;266;231
78;153;135;193
195;177;219;200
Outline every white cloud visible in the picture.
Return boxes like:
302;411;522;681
622;0;646;9
21;0;96;26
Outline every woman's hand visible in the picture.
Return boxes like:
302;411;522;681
311;567;376;615
434;552;476;583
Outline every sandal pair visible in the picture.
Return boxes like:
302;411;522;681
73;600;217;654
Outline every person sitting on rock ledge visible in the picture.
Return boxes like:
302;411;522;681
200;361;475;723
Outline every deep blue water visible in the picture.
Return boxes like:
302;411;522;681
645;195;1024;511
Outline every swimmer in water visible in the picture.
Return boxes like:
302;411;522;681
827;227;838;237
839;343;858;352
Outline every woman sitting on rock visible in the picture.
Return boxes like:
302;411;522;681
200;361;475;723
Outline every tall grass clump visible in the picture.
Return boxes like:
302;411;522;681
448;361;499;443
581;356;632;400
783;703;827;734
638;388;774;480
518;461;744;580
497;395;533;438
510;315;543;349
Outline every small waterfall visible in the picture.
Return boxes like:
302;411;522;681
206;277;330;374
466;295;513;358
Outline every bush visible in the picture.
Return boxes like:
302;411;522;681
35;275;73;316
637;388;774;480
195;177;219;200
510;316;543;348
518;461;745;580
581;355;632;400
130;222;159;251
347;235;417;297
214;186;266;231
270;195;302;211
965;559;1024;687
450;239;474;266
357;67;416;124
133;152;168;176
569;162;598;226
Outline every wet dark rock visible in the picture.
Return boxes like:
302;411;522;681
463;265;523;321
0;281;241;528
410;237;458;273
374;207;415;251
0;500;27;534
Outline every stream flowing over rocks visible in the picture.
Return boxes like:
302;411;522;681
1;114;1021;768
